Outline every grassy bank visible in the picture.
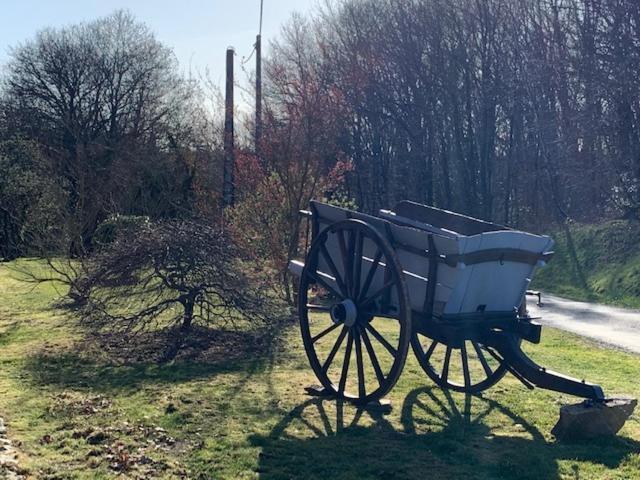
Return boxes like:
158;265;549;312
0;261;638;479
532;220;640;308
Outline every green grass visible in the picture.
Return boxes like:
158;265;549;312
0;260;639;479
532;220;640;308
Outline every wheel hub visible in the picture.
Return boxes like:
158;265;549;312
330;299;358;327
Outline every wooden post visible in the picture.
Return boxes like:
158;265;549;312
255;34;262;156
223;47;235;207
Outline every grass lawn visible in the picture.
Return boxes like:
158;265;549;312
0;260;639;479
533;220;640;309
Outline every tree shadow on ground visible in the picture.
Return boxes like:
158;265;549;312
21;324;285;394
0;321;21;347
251;387;639;480
81;324;284;364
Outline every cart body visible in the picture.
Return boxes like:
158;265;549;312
291;200;552;317
290;200;604;404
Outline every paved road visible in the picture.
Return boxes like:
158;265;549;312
527;294;640;354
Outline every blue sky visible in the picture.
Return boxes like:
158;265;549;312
0;0;317;90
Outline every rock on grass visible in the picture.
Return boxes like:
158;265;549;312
552;397;637;440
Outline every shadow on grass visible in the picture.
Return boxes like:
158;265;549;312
21;325;286;394
0;321;21;347
250;387;639;480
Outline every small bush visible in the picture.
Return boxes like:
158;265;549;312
76;219;284;348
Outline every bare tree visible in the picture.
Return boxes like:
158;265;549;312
231;14;348;303
263;0;640;228
2;10;209;253
77;220;281;338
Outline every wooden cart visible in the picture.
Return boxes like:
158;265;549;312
289;200;605;405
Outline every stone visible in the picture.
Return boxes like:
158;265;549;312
86;430;108;445
552;396;637;440
0;457;19;468
0;417;25;480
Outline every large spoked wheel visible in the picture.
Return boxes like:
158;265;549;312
411;334;509;394
412;295;528;393
299;219;411;405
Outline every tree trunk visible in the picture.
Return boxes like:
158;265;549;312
182;297;195;331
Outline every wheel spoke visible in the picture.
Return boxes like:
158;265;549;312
424;338;438;361
319;243;348;297
473;342;493;378
441;347;452;384
346;230;356;297
360;279;398;308
353;231;364;299
312;322;340;344
360;326;385;387
461;342;471;388
358;249;383;302
322;326;348;373
338;332;354;394
365;323;397;357
305;270;343;300
354;328;366;398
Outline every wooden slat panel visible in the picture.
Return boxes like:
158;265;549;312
393;200;509;235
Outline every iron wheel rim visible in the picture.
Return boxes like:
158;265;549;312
299;219;411;405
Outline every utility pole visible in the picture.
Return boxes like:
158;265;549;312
255;0;264;156
255;33;262;156
223;47;235;207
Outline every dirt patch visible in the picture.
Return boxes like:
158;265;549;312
76;422;194;478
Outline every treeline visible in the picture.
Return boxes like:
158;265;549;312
263;0;640;228
2;2;640;298
0;11;222;259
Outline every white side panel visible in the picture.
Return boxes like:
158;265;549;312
445;230;553;314
313;202;349;223
403;273;452;311
310;201;553;317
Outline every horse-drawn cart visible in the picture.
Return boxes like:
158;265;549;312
289;200;605;405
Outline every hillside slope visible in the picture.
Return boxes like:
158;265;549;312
532;220;640;308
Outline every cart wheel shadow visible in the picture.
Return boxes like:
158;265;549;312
251;387;639;479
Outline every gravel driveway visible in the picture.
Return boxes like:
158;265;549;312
528;294;640;354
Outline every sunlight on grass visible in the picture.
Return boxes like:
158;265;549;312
0;261;638;479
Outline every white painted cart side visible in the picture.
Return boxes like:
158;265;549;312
293;201;553;316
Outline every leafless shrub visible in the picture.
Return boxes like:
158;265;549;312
76;219;284;345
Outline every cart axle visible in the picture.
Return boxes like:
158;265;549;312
331;299;358;327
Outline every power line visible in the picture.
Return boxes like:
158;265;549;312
241;46;255;66
240;0;263;67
